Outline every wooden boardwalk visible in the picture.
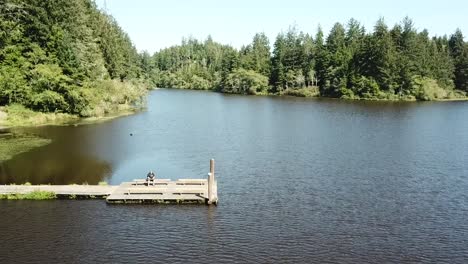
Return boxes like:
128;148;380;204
0;159;218;205
0;185;116;197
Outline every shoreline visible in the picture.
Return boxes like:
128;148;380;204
0;106;143;130
2;87;467;130
160;87;468;102
257;92;468;102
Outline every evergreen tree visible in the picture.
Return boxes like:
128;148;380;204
150;18;465;99
314;26;329;92
251;33;271;77
271;33;286;92
449;29;468;91
323;23;348;96
302;34;316;87
0;0;147;115
239;33;271;77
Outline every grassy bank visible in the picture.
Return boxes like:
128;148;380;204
0;132;51;161
0;183;111;200
338;83;468;101
77;79;147;117
0;190;56;200
280;87;320;97
269;84;467;101
0;105;78;128
0;79;148;129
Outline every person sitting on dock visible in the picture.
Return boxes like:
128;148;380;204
146;170;156;186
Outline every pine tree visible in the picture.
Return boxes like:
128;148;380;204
314;26;329;93
271;33;286;92
449;29;468;91
323;23;348;96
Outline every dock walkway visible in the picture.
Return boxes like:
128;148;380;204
0;159;218;205
0;185;116;197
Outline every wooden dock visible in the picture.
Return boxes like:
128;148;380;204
106;178;216;204
0;159;218;205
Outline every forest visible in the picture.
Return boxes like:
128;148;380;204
1;1;468;121
147;18;468;101
0;0;147;118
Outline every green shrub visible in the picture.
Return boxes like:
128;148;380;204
221;68;269;95
0;191;56;200
339;87;355;99
0;65;31;105
351;76;381;98
65;88;89;115
31;90;69;112
411;76;448;101
283;87;320;97
4;104;77;127
189;75;212;90
79;79;147;117
30;64;71;93
4;104;35;119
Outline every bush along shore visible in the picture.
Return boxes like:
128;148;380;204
0;80;148;129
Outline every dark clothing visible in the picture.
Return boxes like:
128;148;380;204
147;172;155;179
146;171;156;186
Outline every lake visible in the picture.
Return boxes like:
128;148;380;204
1;89;468;263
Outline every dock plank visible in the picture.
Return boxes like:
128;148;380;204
105;179;214;204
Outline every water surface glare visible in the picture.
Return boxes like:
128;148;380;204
1;89;468;263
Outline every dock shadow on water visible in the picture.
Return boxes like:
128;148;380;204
0;148;112;185
0;125;113;185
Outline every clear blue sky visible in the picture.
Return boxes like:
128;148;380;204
95;0;467;54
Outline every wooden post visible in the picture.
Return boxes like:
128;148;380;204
207;159;215;204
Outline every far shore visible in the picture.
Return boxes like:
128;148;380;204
159;87;468;102
1;86;467;130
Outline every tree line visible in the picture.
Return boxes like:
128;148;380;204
0;0;148;116
1;1;467;118
146;18;467;100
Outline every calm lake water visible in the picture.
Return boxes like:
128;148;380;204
1;89;468;263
